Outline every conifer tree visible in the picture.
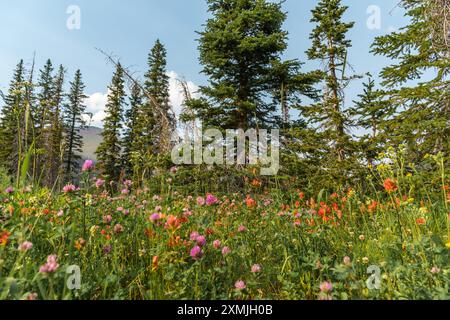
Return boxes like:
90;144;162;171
144;39;175;154
371;0;450;165
46;65;66;187
304;0;356;164
350;76;389;168
96;64;126;183
63;70;87;182
191;0;289;130
34;59;55;181
0;60;26;175
122;82;143;175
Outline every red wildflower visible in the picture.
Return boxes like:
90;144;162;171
246;196;257;208
251;179;262;188
416;218;426;225
368;201;378;212
0;230;11;246
384;178;398;193
165;215;181;230
332;203;339;212
152;256;159;271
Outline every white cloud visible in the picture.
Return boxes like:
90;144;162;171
83;91;109;128
83;72;199;128
167;71;199;118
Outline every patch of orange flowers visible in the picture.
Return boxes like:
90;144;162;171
245;196;257;208
0;230;11;246
384;178;398;193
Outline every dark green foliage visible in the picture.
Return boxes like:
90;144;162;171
371;0;450;167
350;76;389;167
191;0;289;130
122;82;143;175
300;0;359;186
96;64;126;183
143;39;176;154
63;70;87;182
0;60;28;178
34;59;55;181
45;65;66;187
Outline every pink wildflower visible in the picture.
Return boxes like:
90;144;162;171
190;231;200;241
123;180;133;188
39;255;59;273
222;246;231;255
196;235;206;246
213;240;221;249
319;281;333;294
206;193;218;206
18;241;33;251
251;264;261;273
197;196;205;206
82;160;94;172
95;179;105;188
190;246;203;260
63;184;77;193
238;225;247;233
235;280;246;290
150;213;161;222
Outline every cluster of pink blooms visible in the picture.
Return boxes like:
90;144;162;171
222;246;231;256
235;280;246;290
197;196;206;206
213;240;221;249
206;194;219;206
190;246;203;260
237;225;247;233
82;160;94;172
62;184;78;193
319;281;333;294
196;194;219;206
123;180;133;188
251;264;261;273
95;178;105;188
39;255;59;273
5;186;14;194
150;213;161;222
190;232;207;247
18;241;33;251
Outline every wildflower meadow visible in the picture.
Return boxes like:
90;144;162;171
0;0;449;302
0;149;449;300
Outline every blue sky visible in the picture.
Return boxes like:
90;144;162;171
0;0;409;127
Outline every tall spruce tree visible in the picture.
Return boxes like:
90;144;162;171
371;0;450;166
304;0;356;163
96;64;126;183
144;39;175;155
122;82;143;175
35;59;55;181
46;65;66;187
350;76;389;168
0;60;26;176
297;0;361;187
191;0;289;130
63;70;87;182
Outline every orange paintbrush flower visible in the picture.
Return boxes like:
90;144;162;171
384;178;398;193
